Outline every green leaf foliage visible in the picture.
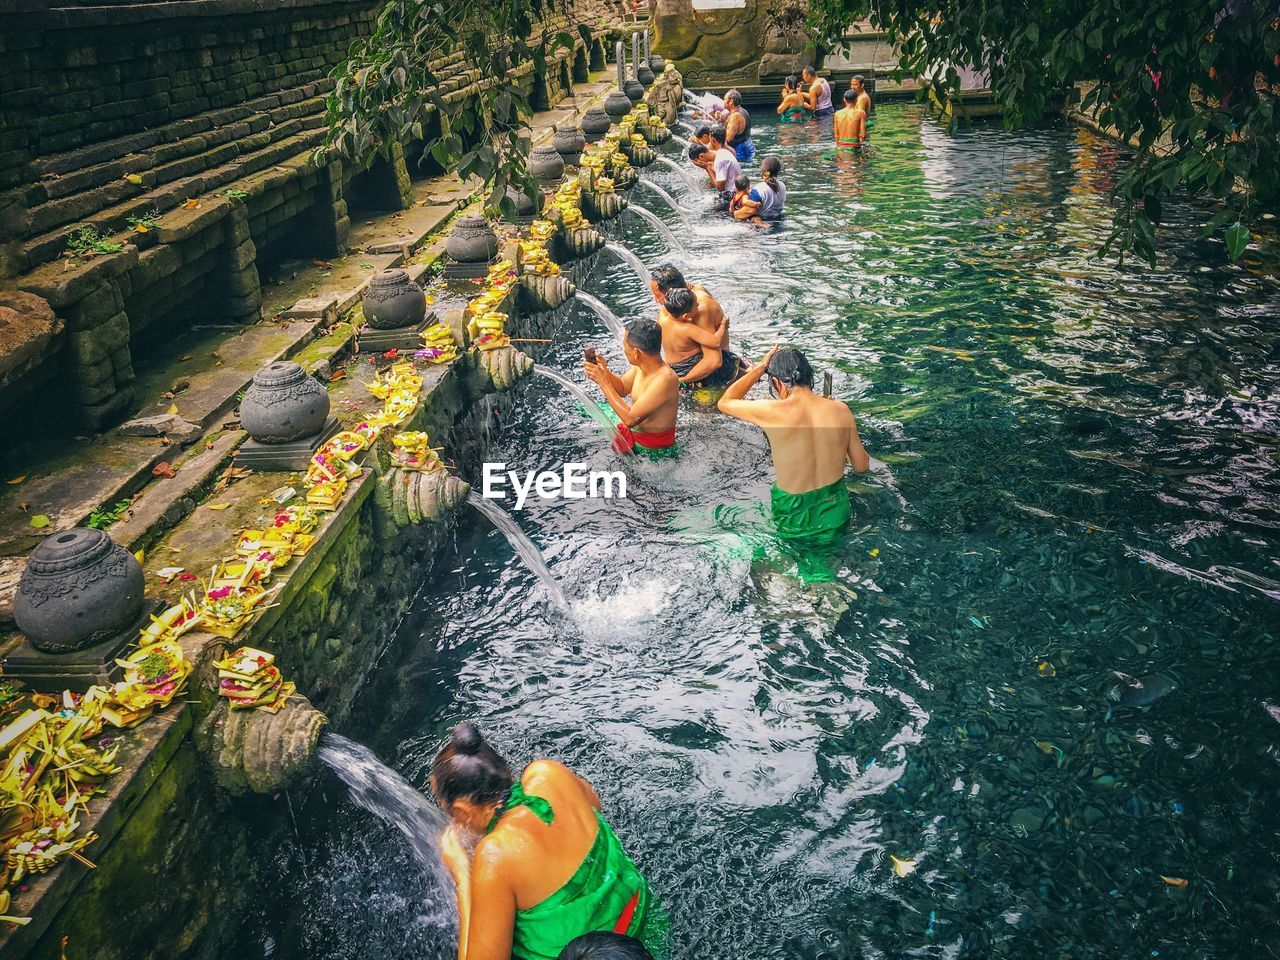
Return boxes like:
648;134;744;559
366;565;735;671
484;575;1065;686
804;0;1280;261
318;0;575;213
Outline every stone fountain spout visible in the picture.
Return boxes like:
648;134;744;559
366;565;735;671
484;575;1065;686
472;344;535;393
378;466;473;528
196;688;328;796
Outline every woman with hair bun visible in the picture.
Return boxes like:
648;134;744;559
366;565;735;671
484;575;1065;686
432;722;664;960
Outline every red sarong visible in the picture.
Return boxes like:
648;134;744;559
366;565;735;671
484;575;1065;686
613;891;641;934
612;422;676;455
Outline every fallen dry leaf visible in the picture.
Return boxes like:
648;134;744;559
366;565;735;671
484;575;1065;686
124;173;143;185
183;199;200;209
178;355;192;362
162;391;175;400
1160;876;1189;888
166;403;178;415
207;503;230;510
327;369;346;382
6;476;25;485
152;461;177;479
17;501;30;512
29;514;51;529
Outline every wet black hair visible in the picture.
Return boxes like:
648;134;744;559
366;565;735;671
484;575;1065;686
843;88;858;104
784;74;799;90
767;346;814;389
558;932;655;960
724;89;742;106
664;287;696;319
650;264;686;293
707;123;727;145
694;123;710;139
853;74;865;85
734;173;750;191
429;722;514;809
624;317;663;356
759;155;782;193
687;142;708;160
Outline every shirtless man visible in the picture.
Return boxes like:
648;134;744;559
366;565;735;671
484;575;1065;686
648;265;737;386
834;89;867;150
663;288;747;388
648;264;727;348
802;65;834;118
583;318;680;456
717;346;868;544
850;74;873;121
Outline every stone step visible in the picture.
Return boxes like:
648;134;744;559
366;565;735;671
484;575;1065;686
21;97;328;242
21;126;329;269
23;79;335;182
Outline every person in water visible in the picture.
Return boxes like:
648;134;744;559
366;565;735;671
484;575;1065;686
722;90;755;164
704;124;741;193
776;75;812;122
559;933;655;960
731;156;786;223
728;173;751;217
686;141;713;184
717;346;869;544
434;722;664;960
834;89;867;150
663;288;747;389
802;65;834;118
583;318;680;456
649;264;734;384
849;74;873;125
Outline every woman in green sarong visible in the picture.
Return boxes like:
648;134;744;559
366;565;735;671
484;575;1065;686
433;723;666;960
776;76;812;123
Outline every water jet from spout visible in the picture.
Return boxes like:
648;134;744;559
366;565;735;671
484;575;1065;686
467;488;572;611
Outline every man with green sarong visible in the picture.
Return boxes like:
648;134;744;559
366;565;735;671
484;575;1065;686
717;346;868;546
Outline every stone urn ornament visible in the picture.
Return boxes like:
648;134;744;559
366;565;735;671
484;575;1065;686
362;269;426;330
13;527;145;654
645;30;664;76
504;184;544;218
581;107;612;138
604;88;633;121
551;123;586;162
623;71;645;103
527;143;565;184
605;42;634;120
634;33;654;86
239;360;330;444
445;214;499;263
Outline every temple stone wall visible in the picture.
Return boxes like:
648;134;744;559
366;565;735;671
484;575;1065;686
0;0;606;434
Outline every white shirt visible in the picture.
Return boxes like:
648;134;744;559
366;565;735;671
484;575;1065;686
711;148;741;189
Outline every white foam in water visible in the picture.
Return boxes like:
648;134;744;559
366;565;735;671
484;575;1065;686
571;574;672;634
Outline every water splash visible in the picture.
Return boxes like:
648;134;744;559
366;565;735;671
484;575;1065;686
317;734;458;947
652;155;703;190
634;178;690;223
670;134;692;150
603;242;653;289
575;290;626;342
467;489;571;611
628;204;684;253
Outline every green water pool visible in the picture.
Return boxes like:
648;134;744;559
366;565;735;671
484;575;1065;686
236;103;1280;960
